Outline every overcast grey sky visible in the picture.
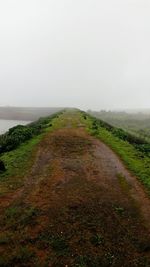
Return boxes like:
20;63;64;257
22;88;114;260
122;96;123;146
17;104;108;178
0;0;150;110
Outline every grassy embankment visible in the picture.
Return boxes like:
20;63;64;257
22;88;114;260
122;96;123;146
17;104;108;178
0;110;150;266
88;110;150;142
0;110;66;194
0;109;150;195
82;112;150;194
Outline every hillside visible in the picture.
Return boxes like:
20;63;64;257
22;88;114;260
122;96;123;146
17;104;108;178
0;110;150;267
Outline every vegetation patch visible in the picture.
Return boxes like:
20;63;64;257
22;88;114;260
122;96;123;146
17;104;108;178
113;205;125;216
0;111;63;154
0;135;43;181
88;110;150;142
90;234;104;246
39;231;69;256
4;204;39;228
83;112;150;194
0;110;64;189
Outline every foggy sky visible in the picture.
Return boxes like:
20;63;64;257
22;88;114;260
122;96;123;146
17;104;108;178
0;0;150;110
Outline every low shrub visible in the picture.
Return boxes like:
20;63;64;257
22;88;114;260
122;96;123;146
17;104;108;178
0;111;63;154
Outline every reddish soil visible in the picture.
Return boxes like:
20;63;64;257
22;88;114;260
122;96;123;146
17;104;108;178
0;126;150;267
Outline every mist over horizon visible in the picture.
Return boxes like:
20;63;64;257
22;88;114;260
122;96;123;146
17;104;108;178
0;0;150;110
1;105;150;114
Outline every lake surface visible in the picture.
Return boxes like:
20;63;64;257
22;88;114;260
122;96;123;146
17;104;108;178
0;120;30;134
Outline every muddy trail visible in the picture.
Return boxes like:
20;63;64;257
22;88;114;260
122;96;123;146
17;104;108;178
0;114;150;267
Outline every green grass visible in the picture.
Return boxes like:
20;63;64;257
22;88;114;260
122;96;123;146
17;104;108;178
88;110;150;142
0;134;44;192
0;135;43;178
113;205;125;216
0;111;65;193
84;114;150;194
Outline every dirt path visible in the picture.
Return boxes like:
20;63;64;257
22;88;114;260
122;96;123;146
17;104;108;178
0;121;150;266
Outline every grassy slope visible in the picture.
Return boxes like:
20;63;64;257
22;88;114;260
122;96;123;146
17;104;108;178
89;111;150;142
83;113;150;194
0;110;66;194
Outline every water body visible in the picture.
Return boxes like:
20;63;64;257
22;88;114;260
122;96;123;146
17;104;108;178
0;120;30;134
